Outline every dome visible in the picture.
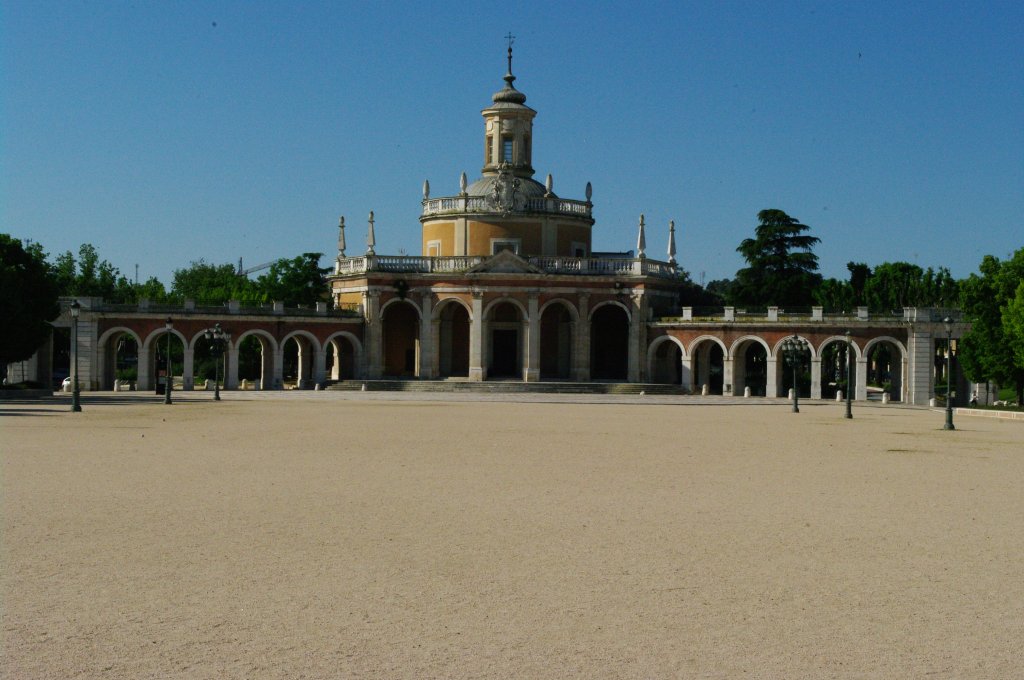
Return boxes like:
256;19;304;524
465;175;554;199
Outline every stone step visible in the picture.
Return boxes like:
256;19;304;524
324;380;688;395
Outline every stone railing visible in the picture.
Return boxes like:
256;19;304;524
70;298;360;318
421;195;592;218
658;305;928;324
335;255;680;278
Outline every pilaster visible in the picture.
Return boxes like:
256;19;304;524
469;291;484;381
575;293;590;381
525;293;541;382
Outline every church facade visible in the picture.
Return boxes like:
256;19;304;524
329;48;687;383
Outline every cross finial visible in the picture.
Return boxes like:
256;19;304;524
505;32;515;73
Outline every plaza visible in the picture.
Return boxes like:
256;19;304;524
3;392;1022;678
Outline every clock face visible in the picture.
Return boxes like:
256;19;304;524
486;121;493;132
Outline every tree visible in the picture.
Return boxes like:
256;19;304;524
1003;281;1024;375
959;248;1024;405
732;209;821;307
171;260;260;304
255;253;329;307
53;243;137;303
862;262;960;312
0;235;61;381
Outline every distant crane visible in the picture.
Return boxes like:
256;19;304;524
236;257;274;277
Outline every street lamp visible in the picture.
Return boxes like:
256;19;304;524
70;300;82;412
203;323;227;401
844;330;853;419
164;317;173;405
943;316;955;431
781;334;809;413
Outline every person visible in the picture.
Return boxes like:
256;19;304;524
970;392;978;407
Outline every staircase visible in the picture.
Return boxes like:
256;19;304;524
324;379;688;395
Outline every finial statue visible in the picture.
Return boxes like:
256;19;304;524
460;171;468;195
545;174;553;196
585;181;593;202
337;216;346;257
423;179;430;200
636;213;647;258
505;32;515;74
367;210;376;255
667;219;677;265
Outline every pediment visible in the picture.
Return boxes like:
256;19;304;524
466;250;543;274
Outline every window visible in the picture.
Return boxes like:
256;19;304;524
501;137;513;163
524;135;531;164
485;135;492;164
572;242;588;258
427;240;441;257
491;239;520;255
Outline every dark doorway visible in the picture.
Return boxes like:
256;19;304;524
490;329;518;377
591;305;629;380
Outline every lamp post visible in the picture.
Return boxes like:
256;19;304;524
70;300;82;412
844;330;853;419
943;316;955;431
203;323;226;401
164;317;173;405
781;335;809;413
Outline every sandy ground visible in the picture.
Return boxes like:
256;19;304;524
2;392;1023;679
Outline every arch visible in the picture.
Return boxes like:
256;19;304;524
381;297;422;321
590;303;630;380
281;329;323;354
539;297;580;323
483;296;527;321
431;296;473;321
381;299;421;377
97;326;143;390
647;335;686;385
731;336;770;397
435;299;471;378
540;299;577;380
325;330;364;381
233;329;278;389
862;336;908;403
686;334;728;358
141;326;187;394
728;334;771;360
141;327;189;352
588;299;631;323
818;335;863;359
770;334;818;360
689;335;726;395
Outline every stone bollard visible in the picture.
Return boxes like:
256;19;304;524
929;397;937;407
361;383;367;391
744;386;751;398
314;383;322;391
701;384;708;396
241;379;249;390
882;393;890;404
788;388;795;400
836;390;843;401
113;380;121;392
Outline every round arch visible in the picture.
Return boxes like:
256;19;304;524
771;335;818;360
588;299;631;323
688;335;727;395
324;330;364;381
818;335;863;359
647;335;687;386
141;327;188;352
483;296;528;320
862;335;908;402
687;334;728;358
728;334;771;360
432;296;473;321
97;326;143;390
539;298;580;323
730;335;771;397
862;335;907;359
380;297;422;321
231;329;279;354
281;329;323;354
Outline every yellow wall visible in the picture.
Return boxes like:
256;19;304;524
467;220;541;256
556;223;593;255
421;221;455;255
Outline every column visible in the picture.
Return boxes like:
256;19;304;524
313;348;327;386
270;348;284;389
627;294;643;383
575;294;590;381
138;350;152;391
419;293;435;379
468;291;484;381
906;329;934;406
183;348;195;391
722;359;734;395
810;357;822;400
525;293;540;382
855;357;869;401
680;357;693;392
765;356;778;398
225;347;239;389
365;291;382;379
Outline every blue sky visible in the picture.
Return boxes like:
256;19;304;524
3;1;1022;287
